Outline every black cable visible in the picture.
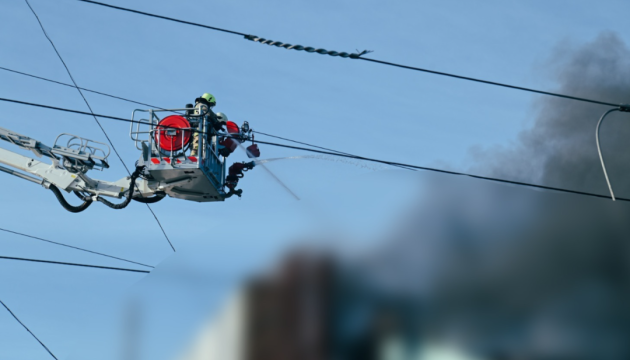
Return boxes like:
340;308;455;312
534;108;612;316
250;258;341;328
0;97;205;137
251;138;630;203
356;57;618;107
144;206;174;251
2;96;628;203
77;0;248;36
253;130;417;171
0;255;151;273
0;299;58;360
253;130;355;155
0;97;139;122
76;1;621;108
0;227;154;268
25;0;176;253
25;0;117;156
0;97;195;133
0;63;607;172
0;65;581;173
0;66;167;110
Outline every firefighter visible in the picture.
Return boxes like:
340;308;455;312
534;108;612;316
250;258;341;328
191;93;225;156
217;113;242;158
224;161;255;198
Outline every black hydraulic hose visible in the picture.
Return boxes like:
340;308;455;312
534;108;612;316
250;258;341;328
132;192;166;204
73;190;89;200
49;184;92;213
97;166;145;210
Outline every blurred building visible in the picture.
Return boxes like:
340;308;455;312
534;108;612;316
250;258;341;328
176;207;630;360
176;251;425;360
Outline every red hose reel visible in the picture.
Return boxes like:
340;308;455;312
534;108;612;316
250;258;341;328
154;115;192;152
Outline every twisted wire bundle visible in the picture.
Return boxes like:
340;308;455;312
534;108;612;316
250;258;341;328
244;35;370;58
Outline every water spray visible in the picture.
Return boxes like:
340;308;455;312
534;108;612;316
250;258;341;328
238;144;300;200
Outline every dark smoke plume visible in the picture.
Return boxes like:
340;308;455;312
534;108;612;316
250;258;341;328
353;33;630;360
471;32;630;196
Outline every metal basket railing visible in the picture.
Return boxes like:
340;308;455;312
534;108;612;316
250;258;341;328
129;107;226;186
52;133;110;161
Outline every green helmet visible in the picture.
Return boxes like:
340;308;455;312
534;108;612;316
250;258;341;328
201;93;216;106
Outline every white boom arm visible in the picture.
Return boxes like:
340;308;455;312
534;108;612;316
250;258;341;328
0;126;155;207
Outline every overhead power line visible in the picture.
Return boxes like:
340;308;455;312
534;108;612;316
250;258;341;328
77;0;620;108
251;138;629;201
0;66;165;110
0;96;626;203
25;0;175;253
0;227;153;268
0;65;587;174
253;130;417;171
0;299;58;360
355;58;618;107
254;130;358;156
0;97;148;123
78;0;247;36
0;255;151;273
0;66;404;172
0;66;400;173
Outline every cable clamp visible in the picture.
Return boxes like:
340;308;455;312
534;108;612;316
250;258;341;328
350;49;373;59
619;104;630;112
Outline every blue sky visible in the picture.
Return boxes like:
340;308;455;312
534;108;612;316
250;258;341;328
1;0;629;359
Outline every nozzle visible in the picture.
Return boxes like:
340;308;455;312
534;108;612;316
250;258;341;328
225;189;243;198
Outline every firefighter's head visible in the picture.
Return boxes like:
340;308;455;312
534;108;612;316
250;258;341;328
199;93;216;107
216;112;228;123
